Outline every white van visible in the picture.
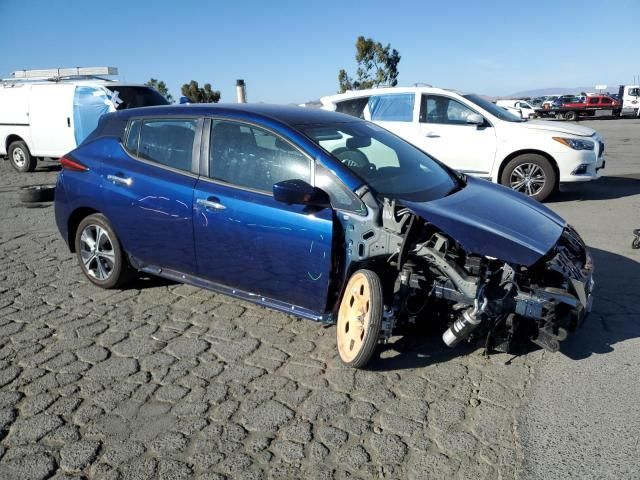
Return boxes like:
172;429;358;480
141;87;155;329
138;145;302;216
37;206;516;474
321;86;605;201
0;67;169;172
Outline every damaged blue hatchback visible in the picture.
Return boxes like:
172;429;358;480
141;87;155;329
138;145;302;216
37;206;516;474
54;104;594;368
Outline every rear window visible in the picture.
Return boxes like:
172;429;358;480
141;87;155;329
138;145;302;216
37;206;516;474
106;86;170;109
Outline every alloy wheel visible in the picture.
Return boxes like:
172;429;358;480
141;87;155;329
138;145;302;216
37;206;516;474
510;163;546;197
79;224;116;280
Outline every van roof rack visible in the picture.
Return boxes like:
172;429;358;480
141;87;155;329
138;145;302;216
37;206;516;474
6;67;118;82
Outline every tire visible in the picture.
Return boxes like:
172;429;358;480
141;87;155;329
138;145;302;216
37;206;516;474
74;213;133;289
19;184;55;203
8;141;37;172
336;269;383;368
564;111;577;121
500;154;556;202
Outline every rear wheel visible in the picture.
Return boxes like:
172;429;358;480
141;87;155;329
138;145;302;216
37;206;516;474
336;269;383;368
564;111;577;121
500;154;556;202
74;214;133;289
8;141;37;172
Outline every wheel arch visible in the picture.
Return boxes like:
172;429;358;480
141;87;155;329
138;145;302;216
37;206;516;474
67;207;101;252
498;149;560;189
5;134;28;154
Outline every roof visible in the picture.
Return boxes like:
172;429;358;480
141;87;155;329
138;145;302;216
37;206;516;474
320;86;463;104
112;103;358;126
1;78;148;88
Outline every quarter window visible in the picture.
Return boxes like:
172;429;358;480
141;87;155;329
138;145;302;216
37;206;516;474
129;119;197;172
315;162;366;214
420;95;478;125
125;119;141;152
209;120;311;193
368;94;415;122
335;97;370;118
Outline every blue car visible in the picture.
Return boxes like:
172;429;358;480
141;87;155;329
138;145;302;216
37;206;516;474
54;104;594;367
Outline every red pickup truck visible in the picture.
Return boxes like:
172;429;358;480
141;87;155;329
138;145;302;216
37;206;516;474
556;95;620;120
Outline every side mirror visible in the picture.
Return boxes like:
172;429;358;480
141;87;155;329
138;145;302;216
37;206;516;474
273;179;331;208
466;113;485;125
179;96;191;104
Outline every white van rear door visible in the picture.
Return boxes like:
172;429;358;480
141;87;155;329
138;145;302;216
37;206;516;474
29;84;76;157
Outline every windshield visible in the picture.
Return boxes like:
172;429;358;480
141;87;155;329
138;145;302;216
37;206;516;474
301;121;457;202
463;94;524;122
106;86;170;109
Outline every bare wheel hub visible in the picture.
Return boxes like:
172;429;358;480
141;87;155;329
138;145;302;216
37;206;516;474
337;273;372;362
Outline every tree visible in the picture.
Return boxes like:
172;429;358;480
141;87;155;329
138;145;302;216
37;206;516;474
181;80;221;103
145;78;174;103
338;36;401;93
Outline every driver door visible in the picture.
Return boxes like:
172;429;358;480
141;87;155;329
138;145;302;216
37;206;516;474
192;119;334;312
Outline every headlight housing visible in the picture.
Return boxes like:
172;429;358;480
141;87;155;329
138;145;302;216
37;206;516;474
552;137;595;150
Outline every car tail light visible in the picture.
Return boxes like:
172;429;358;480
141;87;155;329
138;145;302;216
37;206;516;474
60;156;88;172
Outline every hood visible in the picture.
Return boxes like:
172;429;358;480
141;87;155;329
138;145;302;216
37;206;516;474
518;120;595;137
402;177;566;266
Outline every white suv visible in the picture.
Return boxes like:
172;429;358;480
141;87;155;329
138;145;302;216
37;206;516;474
321;87;605;201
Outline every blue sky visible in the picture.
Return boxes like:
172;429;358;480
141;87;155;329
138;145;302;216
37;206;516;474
1;0;638;103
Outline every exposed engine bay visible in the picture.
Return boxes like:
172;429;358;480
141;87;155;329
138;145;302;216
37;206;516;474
336;187;595;355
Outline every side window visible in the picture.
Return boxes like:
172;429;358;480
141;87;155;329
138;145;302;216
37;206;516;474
315;162;366;215
629;88;640;97
125;119;141;153
136;119;197;172
588;97;598;105
368;94;415;122
420;95;477;125
601;97;612;104
209;120;311;193
335;97;370;119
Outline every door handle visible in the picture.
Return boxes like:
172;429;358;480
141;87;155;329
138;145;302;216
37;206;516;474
197;197;226;210
106;174;132;186
425;132;440;138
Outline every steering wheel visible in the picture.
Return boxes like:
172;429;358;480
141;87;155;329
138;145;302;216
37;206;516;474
332;147;374;172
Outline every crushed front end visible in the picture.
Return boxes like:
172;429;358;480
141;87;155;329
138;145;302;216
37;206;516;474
338;195;594;355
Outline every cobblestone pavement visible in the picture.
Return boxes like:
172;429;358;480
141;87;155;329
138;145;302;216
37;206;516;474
0;160;543;480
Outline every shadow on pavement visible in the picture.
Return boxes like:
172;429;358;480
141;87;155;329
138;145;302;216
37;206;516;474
368;334;473;371
552;174;640;202
561;247;640;360
129;274;177;290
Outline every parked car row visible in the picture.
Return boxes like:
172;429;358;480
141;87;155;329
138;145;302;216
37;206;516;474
0;67;599;367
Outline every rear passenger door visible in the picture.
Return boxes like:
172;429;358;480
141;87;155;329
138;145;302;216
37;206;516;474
192;118;334;312
365;93;420;143
101;117;202;273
